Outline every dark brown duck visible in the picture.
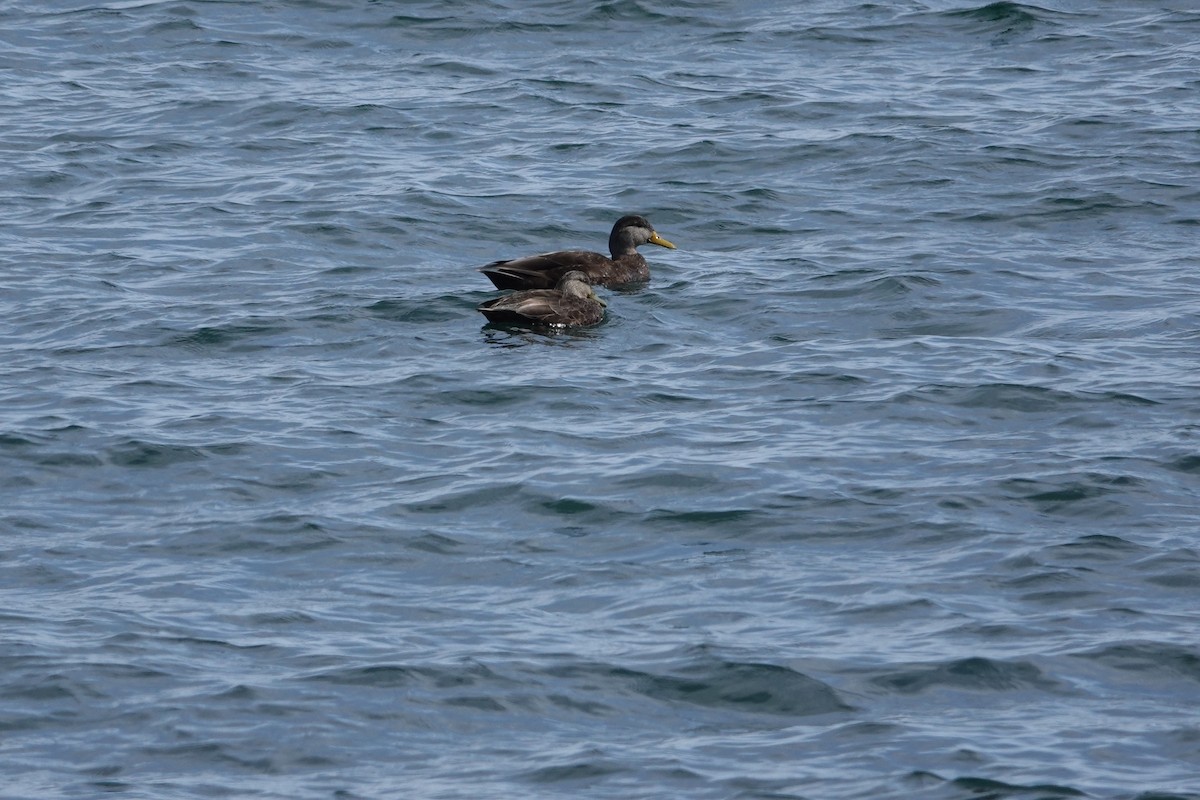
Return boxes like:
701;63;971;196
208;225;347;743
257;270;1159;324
476;270;606;328
479;215;676;290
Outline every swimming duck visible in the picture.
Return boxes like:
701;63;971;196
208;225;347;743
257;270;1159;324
477;270;606;328
479;215;676;290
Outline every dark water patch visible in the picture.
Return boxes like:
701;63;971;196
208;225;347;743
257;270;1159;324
787;269;920;300
529;493;642;534
586;0;677;24
631;389;707;406
538;497;599;516
403;532;466;555
1165;454;1200;474
1002;569;1083;591
304;664;424;688
937;2;1076;42
303;661;506;691
644;507;768;534
1000;473;1147;517
945;1;1045;23
82;780;133;794
167;321;295;352
15;449;104;469
5;675;93;704
404;484;528;515
1041;533;1148;562
655;659;852;717
239;610;317;627
792;272;946;311
367;294;469;324
107;439;214;468
431;387;553;408
904;383;1158;414
520;757;623;784
144;17;204;36
869;657;1058;694
838;598;942;621
918;773;1087;800
442;695;507;712
1141;570;1200;590
614;470;723;491
1032;477;1145;503
1072;643;1200;682
1130;547;1200;582
1016;588;1104;606
138;741;278;775
157;515;347;558
549;658;851;718
545;693;612;716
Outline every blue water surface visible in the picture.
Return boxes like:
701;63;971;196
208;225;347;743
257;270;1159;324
3;2;1199;798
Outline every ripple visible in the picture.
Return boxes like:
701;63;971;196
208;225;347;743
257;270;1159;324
868;657;1060;694
1073;643;1200;681
5;2;1200;798
547;657;851;718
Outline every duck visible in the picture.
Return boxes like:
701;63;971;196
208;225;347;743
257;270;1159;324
477;270;606;328
479;215;675;290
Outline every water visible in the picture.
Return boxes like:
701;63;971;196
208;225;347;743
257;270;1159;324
3;1;1199;798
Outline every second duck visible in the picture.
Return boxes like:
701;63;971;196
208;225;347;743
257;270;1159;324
477;271;606;329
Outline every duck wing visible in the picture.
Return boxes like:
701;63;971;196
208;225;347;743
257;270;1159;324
479;250;611;290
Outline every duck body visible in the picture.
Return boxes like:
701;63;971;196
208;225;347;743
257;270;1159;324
479;215;675;290
477;271;606;328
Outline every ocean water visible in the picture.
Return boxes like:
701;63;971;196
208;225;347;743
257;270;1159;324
3;1;1199;798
